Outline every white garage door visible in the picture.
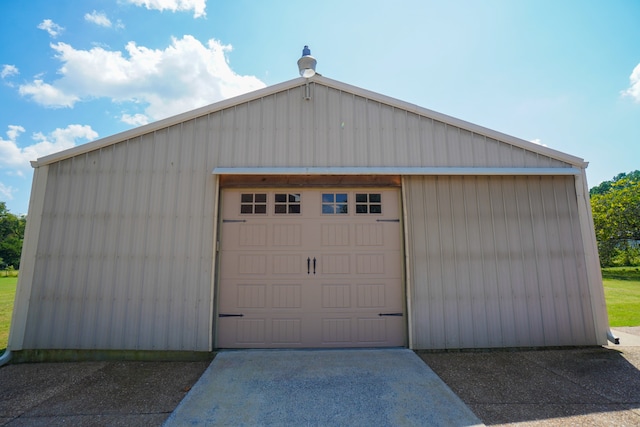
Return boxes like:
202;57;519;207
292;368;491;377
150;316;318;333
217;187;405;348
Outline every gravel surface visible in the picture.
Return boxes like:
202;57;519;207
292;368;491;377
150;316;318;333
418;346;640;426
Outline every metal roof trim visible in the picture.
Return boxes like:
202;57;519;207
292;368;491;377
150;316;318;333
212;167;582;176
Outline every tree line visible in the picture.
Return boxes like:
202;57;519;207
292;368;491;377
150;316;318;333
0;202;26;271
590;170;640;267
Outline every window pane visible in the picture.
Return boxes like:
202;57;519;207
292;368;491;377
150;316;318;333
356;205;367;214
275;205;286;214
337;204;348;214
336;193;348;203
322;204;334;214
254;205;267;214
289;194;301;202
240;205;253;214
356;193;367;203
289;205;301;214
322;194;334;203
255;194;267;203
369;194;381;203
241;194;253;203
370;205;382;214
275;194;286;203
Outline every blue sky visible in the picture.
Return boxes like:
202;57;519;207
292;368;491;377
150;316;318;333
1;0;639;214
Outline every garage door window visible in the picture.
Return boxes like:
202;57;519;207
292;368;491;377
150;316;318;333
275;193;301;214
356;193;382;214
240;193;267;214
322;193;348;214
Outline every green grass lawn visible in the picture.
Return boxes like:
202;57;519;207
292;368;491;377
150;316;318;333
0;276;17;353
602;267;640;327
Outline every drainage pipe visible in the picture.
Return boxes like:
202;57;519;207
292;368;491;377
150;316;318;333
0;349;11;367
607;329;620;345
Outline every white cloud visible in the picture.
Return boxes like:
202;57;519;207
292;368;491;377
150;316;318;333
0;182;16;200
19;79;79;108
125;0;206;18
0;124;98;172
18;36;266;120
1;65;19;79
622;62;640;102
85;10;113;27
37;19;64;38
121;113;150;126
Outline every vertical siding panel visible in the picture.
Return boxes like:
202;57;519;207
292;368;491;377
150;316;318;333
489;177;517;346
445;126;460;167
476;178;503;347
419;118;436;167
273;92;288;166
300;85;314;166
380;105;396;166
393;109;408;166
246;100;262;166
289;88;304;165
314;85;330;166
261;96;276;166
220;108;235;165
528;177;559;345
463;177;490;347
91;146;116;349
451;177;474;347
77;151;102;348
471;134;488;167
501;178;531;346
485;138;500;168
433;121;447;166
353;96;368;165
542;177;573;344
340;92;356;165
405;113;421;167
145;128;167;349
233;104;249;166
458;130;475;167
424;177;446;347
406;177;429;348
59;156;87;347
436;177;460;348
108;141;131;348
366;101;382;165
562;180;595;343
516;177;545;346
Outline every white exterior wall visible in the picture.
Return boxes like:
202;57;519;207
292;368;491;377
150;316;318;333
405;175;598;349
12;78;599;352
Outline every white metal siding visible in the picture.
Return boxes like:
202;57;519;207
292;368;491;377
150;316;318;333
405;175;597;349
17;80;584;352
23;119;216;351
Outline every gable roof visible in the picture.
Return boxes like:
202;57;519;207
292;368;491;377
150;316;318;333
33;75;587;168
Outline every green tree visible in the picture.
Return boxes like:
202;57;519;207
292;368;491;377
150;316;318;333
591;171;640;266
0;202;26;269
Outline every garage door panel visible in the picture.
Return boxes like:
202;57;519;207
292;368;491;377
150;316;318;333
217;188;405;348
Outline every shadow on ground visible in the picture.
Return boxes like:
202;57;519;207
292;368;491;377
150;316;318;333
418;346;640;426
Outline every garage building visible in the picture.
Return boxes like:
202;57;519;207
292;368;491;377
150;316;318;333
8;73;610;355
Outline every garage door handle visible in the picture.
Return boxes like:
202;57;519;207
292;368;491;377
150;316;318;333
307;257;310;274
219;313;244;317
376;219;400;223
378;312;403;316
313;257;316;275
